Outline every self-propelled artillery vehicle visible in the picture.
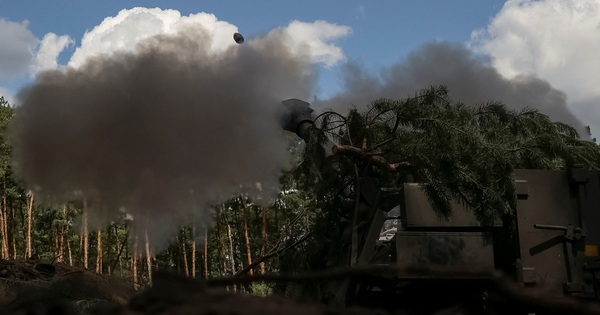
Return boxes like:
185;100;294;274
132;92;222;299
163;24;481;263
280;98;600;314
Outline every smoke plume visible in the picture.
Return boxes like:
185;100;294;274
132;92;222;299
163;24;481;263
9;23;317;249
317;41;587;136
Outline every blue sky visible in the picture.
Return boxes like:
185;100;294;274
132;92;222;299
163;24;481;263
1;0;600;134
2;1;504;62
0;1;504;95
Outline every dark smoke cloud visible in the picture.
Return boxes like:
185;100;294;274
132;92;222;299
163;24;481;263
317;41;587;136
9;24;316;249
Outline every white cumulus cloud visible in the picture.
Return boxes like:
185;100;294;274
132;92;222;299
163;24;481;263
280;20;351;67
0;18;72;94
471;0;600;136
31;33;74;73
68;7;240;68
1;7;351;101
0;19;37;77
67;7;351;69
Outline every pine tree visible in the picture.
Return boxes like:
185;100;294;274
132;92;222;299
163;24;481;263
305;85;600;227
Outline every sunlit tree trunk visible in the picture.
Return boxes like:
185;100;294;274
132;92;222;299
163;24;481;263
96;230;102;273
180;231;189;277
242;197;253;276
79;216;83;261
191;223;197;278
203;229;208;280
132;233;139;290
82;198;89;269
67;234;73;266
0;200;7;259
26;192;34;259
227;223;236;275
145;227;152;286
1;175;9;259
227;223;237;292
191;240;196;278
131;253;138;289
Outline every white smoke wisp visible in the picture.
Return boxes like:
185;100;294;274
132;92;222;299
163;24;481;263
9;22;319;250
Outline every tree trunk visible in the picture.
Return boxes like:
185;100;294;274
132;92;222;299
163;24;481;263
260;207;268;274
96;230;103;273
242;197;253;276
58;205;67;263
216;207;226;276
107;224;112;275
11;204;16;260
82;198;89;269
145;228;152;286
180;231;189;277
26;192;34;259
191;224;196;278
227;223;237;292
0;201;7;259
54;227;59;259
67;233;73;266
1;175;9;259
203;229;208;280
79;215;83;261
11;227;16;259
19;198;26;258
132;233;139;290
227;223;236;275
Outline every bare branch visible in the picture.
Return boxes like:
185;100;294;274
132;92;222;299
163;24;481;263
331;144;408;171
234;233;312;277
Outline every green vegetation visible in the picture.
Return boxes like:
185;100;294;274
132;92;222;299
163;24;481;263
305;85;600;225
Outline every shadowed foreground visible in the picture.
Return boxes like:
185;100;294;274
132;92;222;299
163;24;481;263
1;258;600;315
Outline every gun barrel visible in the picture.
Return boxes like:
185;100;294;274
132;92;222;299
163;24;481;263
280;98;314;140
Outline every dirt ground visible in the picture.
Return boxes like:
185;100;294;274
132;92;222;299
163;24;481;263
2;258;600;315
0;258;133;314
0;259;382;315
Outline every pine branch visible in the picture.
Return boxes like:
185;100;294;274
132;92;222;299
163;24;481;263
234;233;312;277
